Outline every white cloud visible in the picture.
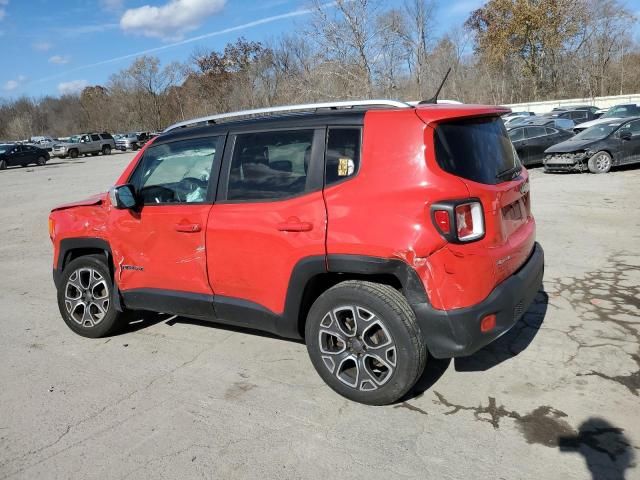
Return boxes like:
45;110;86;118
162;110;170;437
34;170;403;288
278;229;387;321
49;55;71;65
120;0;226;40
0;0;7;22
58;79;88;95
3;75;26;92
33;41;53;52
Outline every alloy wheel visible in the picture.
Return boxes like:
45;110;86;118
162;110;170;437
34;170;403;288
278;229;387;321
318;305;396;391
64;267;110;327
595;153;611;172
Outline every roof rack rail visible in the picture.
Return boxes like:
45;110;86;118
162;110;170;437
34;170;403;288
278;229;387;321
163;99;412;132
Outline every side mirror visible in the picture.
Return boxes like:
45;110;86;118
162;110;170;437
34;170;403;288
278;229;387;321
620;131;632;141
109;184;137;209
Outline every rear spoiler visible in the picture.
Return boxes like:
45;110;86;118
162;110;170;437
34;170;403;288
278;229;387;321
415;104;511;125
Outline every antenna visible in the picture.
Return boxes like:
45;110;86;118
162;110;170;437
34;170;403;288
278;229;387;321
419;68;452;105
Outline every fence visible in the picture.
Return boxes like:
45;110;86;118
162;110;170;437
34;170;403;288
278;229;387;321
503;93;640;114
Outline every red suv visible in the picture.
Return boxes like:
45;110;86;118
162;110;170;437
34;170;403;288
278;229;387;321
49;100;544;405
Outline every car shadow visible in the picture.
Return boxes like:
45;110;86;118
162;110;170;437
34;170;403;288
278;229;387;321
454;288;549;372
559;417;635;480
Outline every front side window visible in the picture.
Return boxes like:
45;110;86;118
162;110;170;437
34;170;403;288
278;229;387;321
325;128;361;186
227;130;314;201
508;128;524;141
526;126;546;138
130;137;219;205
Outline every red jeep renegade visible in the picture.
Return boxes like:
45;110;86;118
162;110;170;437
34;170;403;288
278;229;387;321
49;100;544;405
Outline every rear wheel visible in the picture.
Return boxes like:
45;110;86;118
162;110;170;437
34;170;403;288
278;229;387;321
588;151;611;174
57;255;126;338
102;145;111;155
305;281;426;405
36;156;46;166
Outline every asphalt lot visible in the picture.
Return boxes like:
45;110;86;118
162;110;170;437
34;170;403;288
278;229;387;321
0;152;639;480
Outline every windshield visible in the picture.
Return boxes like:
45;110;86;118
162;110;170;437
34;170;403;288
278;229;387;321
574;123;620;141
435;116;521;185
67;136;81;143
601;105;639;119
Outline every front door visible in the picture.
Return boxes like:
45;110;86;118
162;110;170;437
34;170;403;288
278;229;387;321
110;135;224;316
206;128;327;319
619;119;640;164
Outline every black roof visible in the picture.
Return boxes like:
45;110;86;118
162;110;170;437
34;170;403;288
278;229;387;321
155;110;366;146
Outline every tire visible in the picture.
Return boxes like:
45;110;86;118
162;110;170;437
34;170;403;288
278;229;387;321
57;255;126;338
588;151;612;174
132;144;139;151
305;281;427;405
36;156;46;166
60;155;67;159
0;159;6;170
69;149;79;159
102;145;112;155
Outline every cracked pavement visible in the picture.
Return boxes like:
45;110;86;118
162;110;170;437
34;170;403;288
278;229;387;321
0;154;639;479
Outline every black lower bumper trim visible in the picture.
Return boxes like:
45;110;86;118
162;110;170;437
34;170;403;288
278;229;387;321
413;242;544;358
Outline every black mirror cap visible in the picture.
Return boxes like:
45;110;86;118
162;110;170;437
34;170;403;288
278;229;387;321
109;184;137;209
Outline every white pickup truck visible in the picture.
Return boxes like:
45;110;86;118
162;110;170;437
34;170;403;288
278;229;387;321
51;133;116;159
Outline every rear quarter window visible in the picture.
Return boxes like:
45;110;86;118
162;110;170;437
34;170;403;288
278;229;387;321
434;116;520;185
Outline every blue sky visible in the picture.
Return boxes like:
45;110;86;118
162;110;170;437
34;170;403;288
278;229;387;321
0;0;637;99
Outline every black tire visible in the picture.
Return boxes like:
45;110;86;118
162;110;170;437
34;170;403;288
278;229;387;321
36;156;46;166
305;280;427;405
102;145;112;155
0;159;6;170
132;144;139;151
57;255;126;338
69;149;79;159
588;151;612;174
60;155;67;159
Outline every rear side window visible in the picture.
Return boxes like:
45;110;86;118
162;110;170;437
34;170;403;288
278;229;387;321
91;134;100;141
100;133;113;140
434;116;520;185
325;128;361;186
227;130;314;201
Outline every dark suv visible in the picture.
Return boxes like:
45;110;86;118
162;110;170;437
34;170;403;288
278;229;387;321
49;100;544;405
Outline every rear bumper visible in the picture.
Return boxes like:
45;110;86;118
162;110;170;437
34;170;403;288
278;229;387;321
412;242;544;358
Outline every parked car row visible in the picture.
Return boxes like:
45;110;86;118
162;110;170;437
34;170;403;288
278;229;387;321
503;103;640;174
0;143;50;169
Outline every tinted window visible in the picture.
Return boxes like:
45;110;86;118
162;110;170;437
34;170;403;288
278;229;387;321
100;133;113;140
130;137;219;205
434;116;520;185
526;126;546;138
325;128;361;186
508;128;524;141
571;111;587;120
227;130;314;201
545;127;558;135
91;134;100;141
619;120;640;136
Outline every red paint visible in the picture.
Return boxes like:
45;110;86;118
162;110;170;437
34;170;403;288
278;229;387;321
50;103;537;317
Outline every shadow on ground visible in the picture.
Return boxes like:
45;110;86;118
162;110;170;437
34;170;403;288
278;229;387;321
559;417;636;480
454;288;549;372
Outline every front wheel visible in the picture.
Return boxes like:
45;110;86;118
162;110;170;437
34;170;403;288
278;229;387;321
57;255;127;338
588;151;612;174
0;159;6;170
69;149;79;159
36;156;46;166
305;281;427;405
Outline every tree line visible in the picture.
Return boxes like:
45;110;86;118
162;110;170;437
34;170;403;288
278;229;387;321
1;0;638;139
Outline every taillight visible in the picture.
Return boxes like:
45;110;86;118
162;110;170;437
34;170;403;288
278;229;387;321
431;199;485;243
455;202;484;242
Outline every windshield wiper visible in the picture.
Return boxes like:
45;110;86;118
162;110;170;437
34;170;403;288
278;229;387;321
496;165;521;181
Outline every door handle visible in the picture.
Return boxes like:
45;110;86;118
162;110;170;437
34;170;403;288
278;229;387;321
175;222;202;233
277;218;313;232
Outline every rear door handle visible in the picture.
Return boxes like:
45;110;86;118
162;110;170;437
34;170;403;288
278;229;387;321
175;222;202;233
277;218;313;232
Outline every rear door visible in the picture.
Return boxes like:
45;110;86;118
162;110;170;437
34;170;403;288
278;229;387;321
110;136;224;314
206;128;326;317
